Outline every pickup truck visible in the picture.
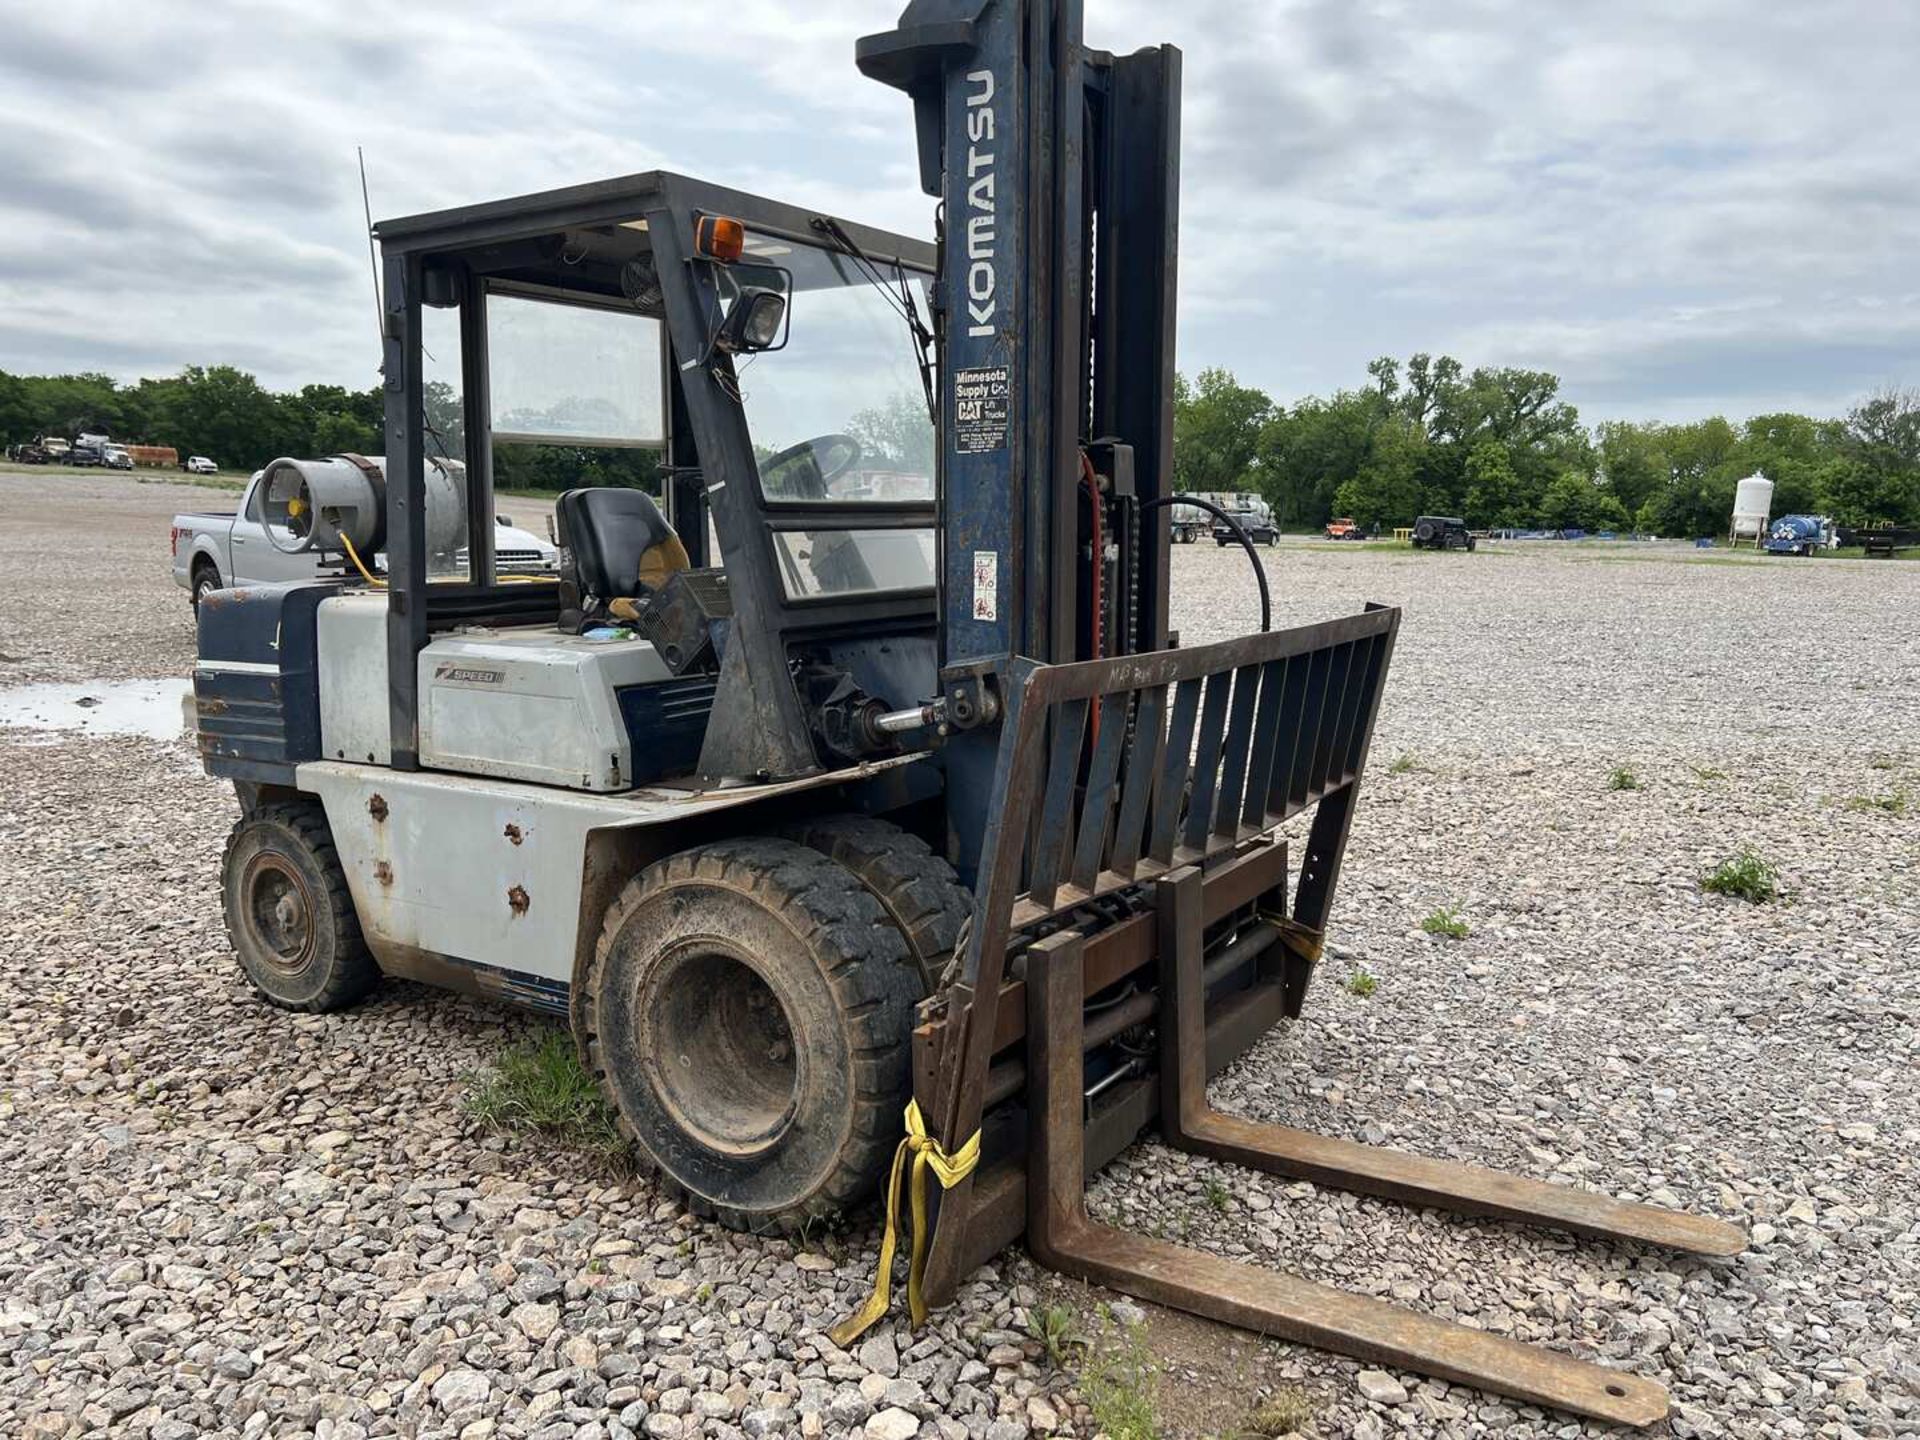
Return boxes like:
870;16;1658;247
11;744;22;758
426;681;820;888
172;461;559;606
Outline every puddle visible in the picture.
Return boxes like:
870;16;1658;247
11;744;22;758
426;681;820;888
0;679;193;741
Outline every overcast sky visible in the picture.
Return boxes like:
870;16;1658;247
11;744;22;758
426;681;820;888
2;0;1914;424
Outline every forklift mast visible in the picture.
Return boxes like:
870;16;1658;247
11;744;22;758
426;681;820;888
858;0;1180;878
839;8;1740;1426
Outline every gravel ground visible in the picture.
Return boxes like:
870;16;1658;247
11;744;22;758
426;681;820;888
1;470;1916;1440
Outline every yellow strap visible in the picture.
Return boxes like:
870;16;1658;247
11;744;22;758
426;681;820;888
827;1100;980;1346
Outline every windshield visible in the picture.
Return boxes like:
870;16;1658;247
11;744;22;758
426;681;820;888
733;233;934;506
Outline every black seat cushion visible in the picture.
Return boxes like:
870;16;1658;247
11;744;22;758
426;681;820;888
555;488;686;600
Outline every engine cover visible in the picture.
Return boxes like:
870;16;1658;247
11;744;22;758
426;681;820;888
417;629;678;791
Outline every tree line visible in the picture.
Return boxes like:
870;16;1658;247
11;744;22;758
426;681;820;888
7;356;1917;528
0;366;657;493
1174;357;1920;536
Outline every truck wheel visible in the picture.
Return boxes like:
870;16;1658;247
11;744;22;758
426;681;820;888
191;561;220;610
580;838;922;1233
222;802;379;1012
783;814;971;993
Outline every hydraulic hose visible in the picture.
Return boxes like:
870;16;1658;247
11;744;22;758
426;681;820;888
1141;494;1272;632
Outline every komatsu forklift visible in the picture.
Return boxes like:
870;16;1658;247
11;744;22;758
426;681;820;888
192;0;1741;1423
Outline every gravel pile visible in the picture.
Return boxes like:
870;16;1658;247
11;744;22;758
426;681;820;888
2;473;1915;1440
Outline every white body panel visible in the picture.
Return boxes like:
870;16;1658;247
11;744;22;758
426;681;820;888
318;593;678;790
417;628;677;791
317;595;394;765
296;754;925;1004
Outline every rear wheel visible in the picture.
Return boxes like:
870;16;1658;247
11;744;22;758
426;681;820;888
579;838;922;1232
191;561;220;609
222;802;378;1011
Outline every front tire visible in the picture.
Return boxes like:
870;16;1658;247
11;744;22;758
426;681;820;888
782;813;971;993
579;839;922;1233
222;802;378;1011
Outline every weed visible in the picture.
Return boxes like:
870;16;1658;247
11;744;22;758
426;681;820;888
694;1281;714;1304
1345;969;1377;998
1387;753;1420;775
796;1213;848;1263
1690;764;1727;781
1238;1386;1317;1437
1027;1301;1086;1368
465;1031;632;1172
1868;753;1898;771
1607;765;1641;791
1204;1178;1231;1214
1701;849;1779;904
1847;788;1910;816
1082;1315;1161;1440
1420;905;1469;939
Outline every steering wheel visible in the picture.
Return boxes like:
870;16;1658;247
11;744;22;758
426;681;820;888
759;433;863;500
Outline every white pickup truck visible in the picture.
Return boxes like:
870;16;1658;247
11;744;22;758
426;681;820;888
171;461;559;606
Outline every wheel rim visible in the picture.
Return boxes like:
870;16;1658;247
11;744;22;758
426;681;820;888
243;854;316;975
196;574;217;602
640;944;800;1158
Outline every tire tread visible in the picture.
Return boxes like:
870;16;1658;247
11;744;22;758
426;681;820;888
576;836;926;1234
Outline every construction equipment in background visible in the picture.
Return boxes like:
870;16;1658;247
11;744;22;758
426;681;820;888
189;0;1743;1425
1843;525;1920;558
1765;514;1838;555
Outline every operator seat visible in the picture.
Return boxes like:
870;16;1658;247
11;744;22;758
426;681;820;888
554;487;691;603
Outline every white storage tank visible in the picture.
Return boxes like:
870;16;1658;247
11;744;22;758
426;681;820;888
1729;472;1774;545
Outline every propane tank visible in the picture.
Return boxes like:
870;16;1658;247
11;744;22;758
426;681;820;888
257;455;465;557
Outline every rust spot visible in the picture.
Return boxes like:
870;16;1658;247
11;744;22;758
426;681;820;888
374;860;393;887
507;884;530;916
504;823;523;845
368;794;389;822
197;697;229;716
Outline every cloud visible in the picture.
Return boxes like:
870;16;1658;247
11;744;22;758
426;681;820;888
0;0;1914;428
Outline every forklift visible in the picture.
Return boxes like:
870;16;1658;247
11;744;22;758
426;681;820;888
192;0;1741;1423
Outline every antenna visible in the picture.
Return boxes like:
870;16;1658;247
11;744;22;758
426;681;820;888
358;147;383;354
